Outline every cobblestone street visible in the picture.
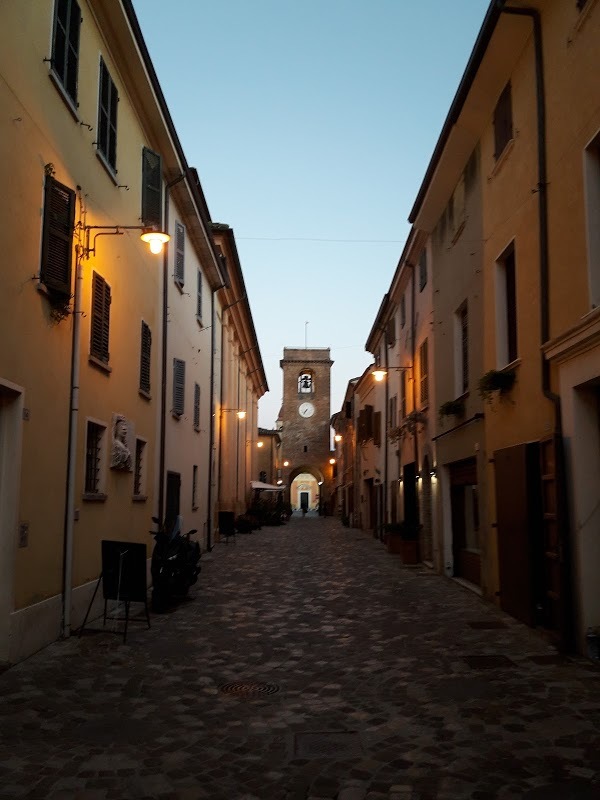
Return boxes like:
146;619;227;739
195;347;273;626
1;514;600;800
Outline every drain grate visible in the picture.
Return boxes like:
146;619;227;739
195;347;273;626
219;681;280;697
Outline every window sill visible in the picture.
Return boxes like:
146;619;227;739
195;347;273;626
139;389;151;401
82;492;107;503
132;494;147;503
36;282;71;302
48;69;80;122
488;137;515;181
88;355;112;374
172;411;183;420
196;316;204;328
174;279;185;293
194;426;200;433
95;151;118;185
499;358;521;372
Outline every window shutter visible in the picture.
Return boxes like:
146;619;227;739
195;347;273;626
174;222;185;284
90;272;111;363
141;147;162;227
373;411;381;447
400;295;406;328
386;317;396;347
193;382;200;431
139;321;151;394
173;358;185;416
53;0;81;104
98;58;118;170
40;175;75;296
197;270;203;320
419;250;427;291
493;83;513;160
365;405;374;440
420;339;429;405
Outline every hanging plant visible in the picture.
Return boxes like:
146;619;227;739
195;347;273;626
47;292;72;325
478;368;516;402
438;398;465;424
388;410;427;442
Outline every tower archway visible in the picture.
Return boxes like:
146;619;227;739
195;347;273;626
288;464;325;513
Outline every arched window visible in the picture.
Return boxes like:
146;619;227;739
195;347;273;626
298;371;314;394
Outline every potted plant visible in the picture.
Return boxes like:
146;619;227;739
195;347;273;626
388;410;428;443
384;520;421;563
438;398;465;425
478;368;517;402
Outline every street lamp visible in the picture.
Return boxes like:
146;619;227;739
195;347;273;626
372;365;412;382
257;441;263;448
84;224;170;258
283;460;289;467
221;408;246;420
334;434;342;442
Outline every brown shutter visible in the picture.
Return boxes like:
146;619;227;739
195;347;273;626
141;147;162;227
90;272;110;363
174;222;185;284
365;405;374;440
193;383;200;430
373;411;381;447
173;359;185;416
139;321;151;394
40;175;76;296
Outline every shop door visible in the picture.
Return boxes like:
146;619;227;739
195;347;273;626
165;471;181;531
449;458;480;586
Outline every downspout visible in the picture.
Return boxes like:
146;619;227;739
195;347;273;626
383;331;389;539
500;4;571;648
206;287;220;551
410;262;419;520
62;200;85;639
158;174;185;525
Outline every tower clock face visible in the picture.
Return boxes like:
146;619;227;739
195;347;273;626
298;402;315;418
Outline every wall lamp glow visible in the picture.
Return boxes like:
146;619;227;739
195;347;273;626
222;408;246;419
372;365;413;382
334;434;342;442
257;441;264;448
283;460;289;467
318;480;323;486
329;458;336;465
84;224;170;258
276;479;283;485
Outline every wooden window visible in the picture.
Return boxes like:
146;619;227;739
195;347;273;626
90;272;111;364
197;270;203;322
193;383;200;431
51;0;81;105
493;83;513;160
400;294;406;328
174;222;185;285
420;339;429;406
496;243;518;366
373;411;382;447
419;250;428;291
173;358;185;417
40;174;76;296
505;249;518;364
192;465;199;509
389;395;397;429
133;439;145;496
459;304;469;394
139;321;151;395
85;421;104;494
97;58;118;172
141;147;162;227
400;371;407;419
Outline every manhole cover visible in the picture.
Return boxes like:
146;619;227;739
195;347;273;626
219;681;280;697
468;620;507;629
294;731;363;759
464;655;515;669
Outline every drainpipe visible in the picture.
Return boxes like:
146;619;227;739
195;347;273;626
410;262;419;521
500;4;571;648
206;287;220;551
383;330;389;538
158;174;186;525
62;200;85;639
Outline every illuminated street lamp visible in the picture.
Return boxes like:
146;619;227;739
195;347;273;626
334;434;342;442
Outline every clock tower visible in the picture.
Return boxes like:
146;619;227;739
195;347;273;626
279;348;334;512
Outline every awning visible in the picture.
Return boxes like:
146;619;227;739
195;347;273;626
250;480;285;491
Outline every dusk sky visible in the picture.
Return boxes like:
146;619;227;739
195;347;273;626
133;0;490;428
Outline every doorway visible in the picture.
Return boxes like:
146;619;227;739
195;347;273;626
449;458;480;586
0;381;23;663
300;491;309;512
165;471;181;531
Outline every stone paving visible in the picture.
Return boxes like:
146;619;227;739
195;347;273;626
1;514;600;800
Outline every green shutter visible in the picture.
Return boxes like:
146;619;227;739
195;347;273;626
193;383;200;430
173;358;185;416
90;272;111;363
140;321;151;394
142;147;162;227
174;222;185;284
40;175;75;296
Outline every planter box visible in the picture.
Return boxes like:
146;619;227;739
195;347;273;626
386;536;419;564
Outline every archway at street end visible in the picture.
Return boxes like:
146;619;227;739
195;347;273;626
288;464;325;513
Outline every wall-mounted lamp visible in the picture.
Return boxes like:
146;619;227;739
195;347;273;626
430;468;436;478
329;458;336;465
372;365;413;382
283;460;289;467
257;441;264;448
334;434;342;442
222;408;246;420
318;480;323;486
276;479;283;485
84;224;170;259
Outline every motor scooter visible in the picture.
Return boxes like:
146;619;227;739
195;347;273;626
150;515;201;612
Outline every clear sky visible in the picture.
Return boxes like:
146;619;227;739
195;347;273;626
132;0;490;428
